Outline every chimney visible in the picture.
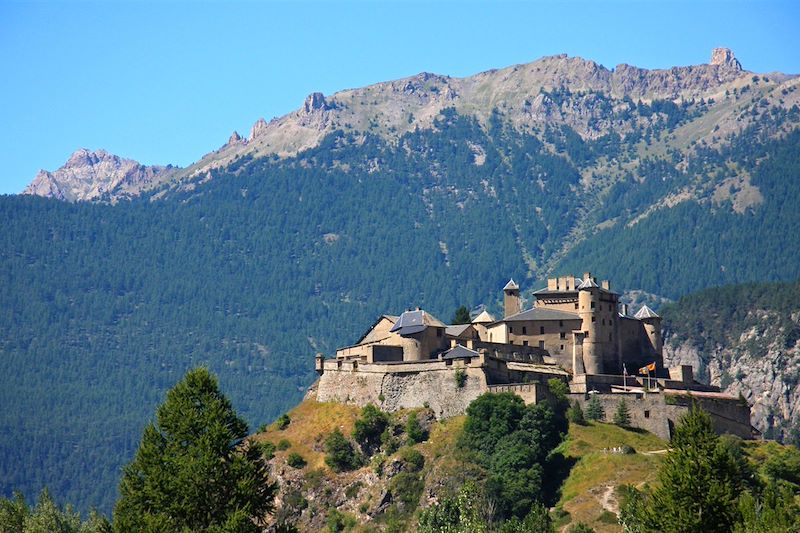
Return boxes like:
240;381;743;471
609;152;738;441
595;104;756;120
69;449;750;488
547;278;557;290
601;280;610;290
583;271;591;281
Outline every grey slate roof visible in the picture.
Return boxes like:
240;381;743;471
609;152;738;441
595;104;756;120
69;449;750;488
442;344;480;360
390;309;446;336
499;307;581;323
503;279;519;290
446;324;472;337
578;278;599;289
634;305;660;319
471;309;496;323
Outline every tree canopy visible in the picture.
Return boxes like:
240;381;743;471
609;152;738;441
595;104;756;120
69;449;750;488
113;368;275;532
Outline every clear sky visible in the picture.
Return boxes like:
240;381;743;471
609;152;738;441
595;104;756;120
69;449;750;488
1;0;798;194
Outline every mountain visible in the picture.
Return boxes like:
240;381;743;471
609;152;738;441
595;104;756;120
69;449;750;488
22;148;178;202
3;48;800;514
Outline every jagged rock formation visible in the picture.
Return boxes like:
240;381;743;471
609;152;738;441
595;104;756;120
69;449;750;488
22;148;177;203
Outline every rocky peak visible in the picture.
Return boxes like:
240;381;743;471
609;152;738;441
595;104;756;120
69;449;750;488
23;148;176;203
249;118;269;141
227;131;244;145
710;47;742;71
303;92;329;113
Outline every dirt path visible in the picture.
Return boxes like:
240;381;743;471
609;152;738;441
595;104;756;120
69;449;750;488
600;484;618;514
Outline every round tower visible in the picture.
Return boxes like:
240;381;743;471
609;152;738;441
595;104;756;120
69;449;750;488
635;305;663;359
578;280;602;374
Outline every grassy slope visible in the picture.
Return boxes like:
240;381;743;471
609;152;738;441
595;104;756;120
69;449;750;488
555;422;667;533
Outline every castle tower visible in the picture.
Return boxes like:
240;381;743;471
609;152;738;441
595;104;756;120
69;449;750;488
577;274;602;374
503;279;521;318
635;305;663;359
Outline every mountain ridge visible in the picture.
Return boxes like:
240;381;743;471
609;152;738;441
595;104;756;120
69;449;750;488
23;48;800;203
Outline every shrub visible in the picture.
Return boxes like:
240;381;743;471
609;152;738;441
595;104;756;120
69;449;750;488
326;509;357;532
567;401;586;425
277;439;291;451
620;444;636;455
567;523;595;533
390;472;424;512
276;413;291;430
613;398;631;427
324;428;362;472
345;481;363;499
399;447;425;472
455;368;467;388
585;395;604;421
353;404;389;456
381;426;401;455
287;452;307;469
256;441;276;460
405;412;428;444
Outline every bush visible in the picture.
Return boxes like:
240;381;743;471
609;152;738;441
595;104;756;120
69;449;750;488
324;429;362;472
345;481;363;499
276;413;291;430
405;412;428;444
390;472;424;512
326;509;357;532
381;426;401;455
256;441;276;460
567;401;586;425
287;452;306;469
277;439;291;451
455;368;467;388
567;523;595;533
353;404;389;455
399;447;425;473
585;395;604;421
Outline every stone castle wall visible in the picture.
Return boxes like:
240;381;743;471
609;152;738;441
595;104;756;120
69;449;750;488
316;359;488;419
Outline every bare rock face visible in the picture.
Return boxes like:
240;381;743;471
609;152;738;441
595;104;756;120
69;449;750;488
22;148;176;203
303;92;329;113
248;118;269;141
710;47;743;71
227;131;244;145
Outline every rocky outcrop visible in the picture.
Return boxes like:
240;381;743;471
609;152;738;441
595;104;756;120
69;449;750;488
710;47;743;71
22;148;177;203
663;310;800;441
248;118;269;141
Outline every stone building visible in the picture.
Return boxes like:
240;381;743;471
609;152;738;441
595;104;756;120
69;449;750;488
314;271;754;440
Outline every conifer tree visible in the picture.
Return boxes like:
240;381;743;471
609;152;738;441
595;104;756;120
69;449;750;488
451;305;472;325
585;395;604;421
113;368;275;532
624;404;744;532
613;398;631;427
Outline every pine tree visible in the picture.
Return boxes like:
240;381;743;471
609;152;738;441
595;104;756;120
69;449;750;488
585;395;604;421
626;404;745;532
613;398;631;427
452;305;472;325
567;400;586;425
113;368;276;532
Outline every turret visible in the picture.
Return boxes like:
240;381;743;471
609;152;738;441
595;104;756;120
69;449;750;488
635;305;662;358
578;275;602;374
503;279;521;318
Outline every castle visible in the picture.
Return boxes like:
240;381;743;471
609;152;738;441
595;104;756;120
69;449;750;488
314;272;754;441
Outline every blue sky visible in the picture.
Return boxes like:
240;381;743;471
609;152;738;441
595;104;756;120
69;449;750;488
1;0;799;194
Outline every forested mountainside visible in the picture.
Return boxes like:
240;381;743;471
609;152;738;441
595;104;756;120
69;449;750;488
3;51;800;514
662;280;800;445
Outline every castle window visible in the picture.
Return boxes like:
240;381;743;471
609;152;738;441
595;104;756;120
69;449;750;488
585;331;590;338
560;344;565;351
591;301;596;309
602;318;605;325
523;340;528;346
559;320;564;327
592;316;596;322
522;326;527;335
539;341;545;349
509;326;513;334
540;326;544;334
644;410;650;419
560;332;566;339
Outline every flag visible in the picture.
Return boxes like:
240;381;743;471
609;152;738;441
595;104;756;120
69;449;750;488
639;362;656;374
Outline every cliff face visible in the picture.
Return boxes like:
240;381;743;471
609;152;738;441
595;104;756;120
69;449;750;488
662;287;800;442
22;148;177;202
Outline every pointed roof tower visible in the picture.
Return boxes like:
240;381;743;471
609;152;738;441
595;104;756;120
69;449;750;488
503;279;519;291
634;305;660;320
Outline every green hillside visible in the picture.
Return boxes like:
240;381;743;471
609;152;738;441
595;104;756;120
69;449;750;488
2;107;800;514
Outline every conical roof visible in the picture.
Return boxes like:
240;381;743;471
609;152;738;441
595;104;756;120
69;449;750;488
634;305;660;319
578;277;599;289
471;309;496;324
